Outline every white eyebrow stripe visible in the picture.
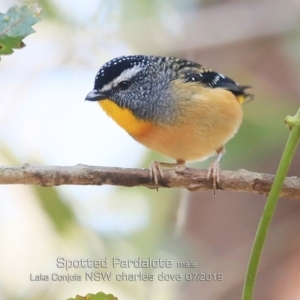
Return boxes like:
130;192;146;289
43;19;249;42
100;65;143;92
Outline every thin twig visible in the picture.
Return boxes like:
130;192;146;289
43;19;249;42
0;164;299;199
243;108;300;299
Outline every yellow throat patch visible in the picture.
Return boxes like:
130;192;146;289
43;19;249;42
99;99;152;137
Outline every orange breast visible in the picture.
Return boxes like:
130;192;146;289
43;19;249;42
99;99;153;138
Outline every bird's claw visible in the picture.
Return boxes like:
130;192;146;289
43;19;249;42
149;161;164;189
206;160;220;195
149;161;186;190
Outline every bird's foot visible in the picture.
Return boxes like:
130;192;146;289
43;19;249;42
149;161;164;187
149;160;186;189
206;160;220;195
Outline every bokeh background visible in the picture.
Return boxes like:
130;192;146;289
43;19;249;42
0;0;300;299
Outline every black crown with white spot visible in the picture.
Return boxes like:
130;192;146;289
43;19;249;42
94;55;151;90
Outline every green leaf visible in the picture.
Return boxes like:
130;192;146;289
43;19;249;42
67;292;118;300
0;3;42;57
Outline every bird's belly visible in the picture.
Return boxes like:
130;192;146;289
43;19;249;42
135;99;243;161
100;90;243;162
135;124;224;161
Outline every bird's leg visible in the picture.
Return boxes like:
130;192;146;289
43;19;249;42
149;160;186;187
206;146;224;195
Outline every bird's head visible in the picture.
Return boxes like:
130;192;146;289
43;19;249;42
85;55;178;123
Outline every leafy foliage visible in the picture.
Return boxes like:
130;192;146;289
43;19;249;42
0;3;41;57
67;292;118;300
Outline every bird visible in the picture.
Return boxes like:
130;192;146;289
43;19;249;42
85;55;252;193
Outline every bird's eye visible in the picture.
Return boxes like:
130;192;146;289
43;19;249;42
119;81;131;91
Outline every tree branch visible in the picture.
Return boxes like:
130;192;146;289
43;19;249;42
0;164;299;199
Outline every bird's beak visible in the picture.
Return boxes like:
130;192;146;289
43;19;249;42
85;90;107;101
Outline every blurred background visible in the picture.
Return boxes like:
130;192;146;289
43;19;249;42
0;0;300;299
